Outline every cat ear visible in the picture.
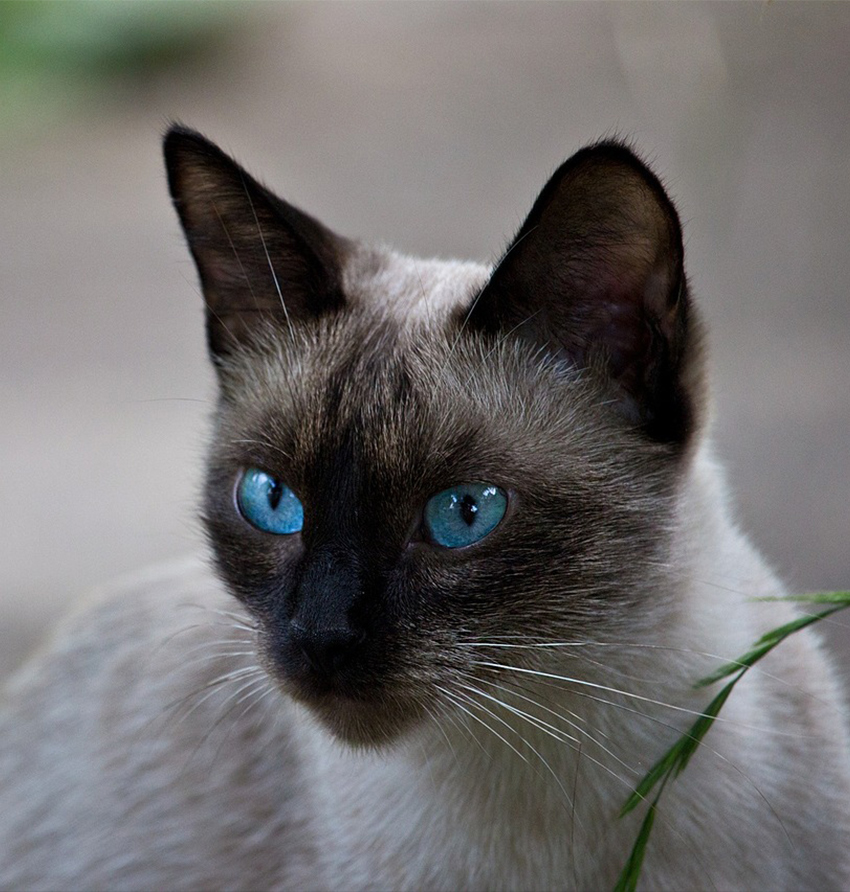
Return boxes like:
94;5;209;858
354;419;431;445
163;125;347;360
467;142;701;444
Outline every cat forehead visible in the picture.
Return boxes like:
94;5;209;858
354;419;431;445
217;247;607;463
216;247;495;412
221;302;593;478
341;247;491;326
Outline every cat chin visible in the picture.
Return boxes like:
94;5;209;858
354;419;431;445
285;686;423;748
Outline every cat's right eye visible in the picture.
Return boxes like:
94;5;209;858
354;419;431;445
236;468;304;535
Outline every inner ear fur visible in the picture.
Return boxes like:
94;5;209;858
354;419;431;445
163;125;348;360
467;142;704;445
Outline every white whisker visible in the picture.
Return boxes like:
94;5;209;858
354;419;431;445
467;660;815;738
440;684;578;819
472;675;638;780
163;665;265;724
436;685;530;767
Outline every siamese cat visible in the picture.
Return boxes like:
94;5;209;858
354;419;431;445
1;127;849;892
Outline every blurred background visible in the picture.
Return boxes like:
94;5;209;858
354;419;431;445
1;1;849;680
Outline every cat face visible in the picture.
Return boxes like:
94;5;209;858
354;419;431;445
165;128;704;746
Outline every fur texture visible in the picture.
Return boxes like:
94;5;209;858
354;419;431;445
1;129;849;891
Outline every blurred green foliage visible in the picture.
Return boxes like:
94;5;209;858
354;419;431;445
0;1;244;136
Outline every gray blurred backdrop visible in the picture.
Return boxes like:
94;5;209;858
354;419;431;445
1;2;849;680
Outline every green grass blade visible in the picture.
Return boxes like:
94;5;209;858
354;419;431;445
619;672;742;816
697;604;847;688
619;748;678;816
759;591;850;605
613;795;659;892
614;593;850;892
670;676;739;776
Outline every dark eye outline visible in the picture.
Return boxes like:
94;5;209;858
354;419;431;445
422;483;510;550
235;467;304;535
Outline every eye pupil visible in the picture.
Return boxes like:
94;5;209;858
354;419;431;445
268;480;283;510
460;494;478;526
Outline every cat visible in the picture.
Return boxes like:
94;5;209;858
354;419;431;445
1;126;849;892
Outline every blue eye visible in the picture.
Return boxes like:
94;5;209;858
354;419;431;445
424;483;508;549
237;468;304;535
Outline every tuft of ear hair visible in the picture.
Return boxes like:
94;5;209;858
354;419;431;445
163;125;349;361
467;142;702;445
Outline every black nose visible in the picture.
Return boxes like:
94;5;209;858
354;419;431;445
290;622;365;678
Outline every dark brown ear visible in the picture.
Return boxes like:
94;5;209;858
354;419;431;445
163;125;348;361
467;142;700;444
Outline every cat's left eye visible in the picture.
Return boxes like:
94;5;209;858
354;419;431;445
237;468;304;535
424;483;508;549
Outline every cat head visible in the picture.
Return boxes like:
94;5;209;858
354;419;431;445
164;126;705;747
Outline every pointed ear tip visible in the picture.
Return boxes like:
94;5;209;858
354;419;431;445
163;122;191;148
570;139;660;179
585;137;639;156
569;140;682;234
162;124;220;167
163;120;205;140
163;125;191;166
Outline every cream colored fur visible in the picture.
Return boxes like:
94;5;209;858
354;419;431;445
1;253;849;891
